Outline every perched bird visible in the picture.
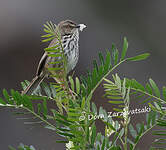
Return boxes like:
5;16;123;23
22;20;86;95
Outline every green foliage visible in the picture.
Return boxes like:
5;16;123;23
9;143;35;150
0;86;53;125
41;21;59;42
124;78;166;104
42;21;68;84
68;76;82;97
124;77;166;149
103;73;166;149
127;53;150;61
127;111;159;150
103;74;130;115
121;37;128;61
148;101;166;148
94;133;112;150
1;21;164;150
80;37;150;99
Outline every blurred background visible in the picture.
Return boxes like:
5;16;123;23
0;0;166;149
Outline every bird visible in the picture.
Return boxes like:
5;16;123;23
22;20;86;95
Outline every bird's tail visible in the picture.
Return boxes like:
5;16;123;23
22;75;45;95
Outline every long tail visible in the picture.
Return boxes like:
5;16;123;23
22;75;45;95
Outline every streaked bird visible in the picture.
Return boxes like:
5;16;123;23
22;20;86;95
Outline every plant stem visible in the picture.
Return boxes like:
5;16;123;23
131;88;166;104
0;103;56;130
124;119;128;150
87;59;126;100
120;137;125;146
24;106;56;129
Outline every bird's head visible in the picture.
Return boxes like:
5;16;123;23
57;20;86;36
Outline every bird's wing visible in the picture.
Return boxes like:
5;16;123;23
48;37;59;47
36;37;59;76
36;52;48;76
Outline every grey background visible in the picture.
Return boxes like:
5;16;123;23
0;0;166;149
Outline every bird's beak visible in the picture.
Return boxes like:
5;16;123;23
76;24;86;31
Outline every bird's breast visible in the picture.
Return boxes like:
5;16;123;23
62;31;79;73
